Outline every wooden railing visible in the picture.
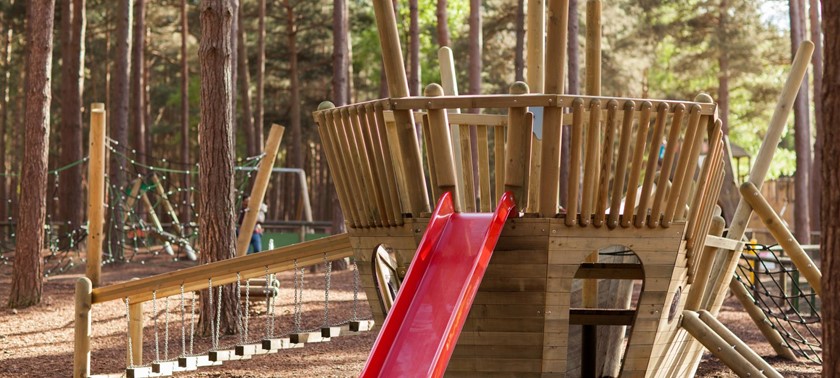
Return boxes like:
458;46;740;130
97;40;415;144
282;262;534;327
312;90;724;238
74;234;354;377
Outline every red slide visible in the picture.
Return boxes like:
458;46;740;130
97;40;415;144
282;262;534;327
360;191;516;378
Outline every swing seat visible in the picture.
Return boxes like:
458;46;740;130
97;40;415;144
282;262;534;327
321;326;341;338
208;349;251;362
235;343;276;357
193;354;222;367
151;361;176;376
261;337;293;351
290;331;329;344
349;319;375;332
176;356;198;371
125;367;155;378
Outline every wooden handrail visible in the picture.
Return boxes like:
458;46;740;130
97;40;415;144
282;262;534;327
91;234;352;304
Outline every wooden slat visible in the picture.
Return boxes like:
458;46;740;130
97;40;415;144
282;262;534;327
347;106;383;226
363;103;397;226
359;105;395;226
421;113;442;202
573;263;644;280
593;100;619;227
494;125;506;203
608;101;635;229
673;111;712;222
686;121;723;249
620;101;652;228
478;125;492;212
317;108;359;227
373;103;404;223
634;103;669;228
663;105;702;226
331;108;370;227
504;82;532;208
460;124;477;211
565;99;585;226
649;104;686;228
569;308;635;326
580;100;602;226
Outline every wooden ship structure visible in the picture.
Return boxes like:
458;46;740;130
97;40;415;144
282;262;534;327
312;0;815;377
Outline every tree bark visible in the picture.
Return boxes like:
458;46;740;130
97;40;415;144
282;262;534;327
331;0;348;233
180;0;192;234
436;0;450;47
285;0;303;210
254;0;266;153
58;0;86;236
820;2;839;374
236;7;255;156
810;0;824;232
8;0;55;309
0;11;11;230
515;0;525;82
408;0;420;96
131;0;146;169
791;0;812;244
108;0;133;261
198;0;238;336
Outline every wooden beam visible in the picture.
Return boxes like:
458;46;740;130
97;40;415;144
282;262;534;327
682;310;765;377
740;182;821;296
127;301;143;367
236;124;285;257
86;105;106;287
91;234;352;304
504;82;532;208
425;84;461;211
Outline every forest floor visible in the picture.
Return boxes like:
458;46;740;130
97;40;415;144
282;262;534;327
0;252;823;378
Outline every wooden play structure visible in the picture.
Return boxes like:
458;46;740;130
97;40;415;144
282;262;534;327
72;1;824;377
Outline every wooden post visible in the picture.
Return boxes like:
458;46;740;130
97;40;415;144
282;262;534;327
621;102;652;228
585;0;601;96
438;47;466;207
697;310;786;378
504;82;532;208
73;278;92;378
741;182;821;296
86;105;106;287
580;100;601;226
372;0;430;216
649;104;686;228
593;100;619;227
525;0;545;213
121;178;142;223
537;0;569;217
681;311;764;377
425;84;461;212
565;99;584;225
635;103;669;227
128;301;144;366
685;215;725;310
608;101;635;228
236;124;285;257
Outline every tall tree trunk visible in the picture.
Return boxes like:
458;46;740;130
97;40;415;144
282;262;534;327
254;0;266;153
408;0;420;96
229;0;238;133
58;0;86;236
144;27;152;161
468;0;482;203
561;0;580;206
810;0;824;232
198;0;238;336
108;0;133;261
180;0;191;234
285;0;303;215
716;0;740;223
237;7;255;156
0;10;11;231
791;0;812;244
131;0;146;169
821;2;839;374
8;0;56;309
514;0;525;82
436;0;450;47
331;0;348;233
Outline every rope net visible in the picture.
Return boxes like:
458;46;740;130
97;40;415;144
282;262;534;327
735;243;821;363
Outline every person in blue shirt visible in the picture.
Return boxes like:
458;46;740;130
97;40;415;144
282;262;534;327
238;196;268;254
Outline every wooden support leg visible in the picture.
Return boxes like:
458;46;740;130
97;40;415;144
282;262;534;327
73;278;92;378
128;302;144;367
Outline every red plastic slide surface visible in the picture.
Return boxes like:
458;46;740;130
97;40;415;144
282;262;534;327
360;191;516;378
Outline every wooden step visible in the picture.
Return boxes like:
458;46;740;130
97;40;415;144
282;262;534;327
569;308;636;326
573;263;644;280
